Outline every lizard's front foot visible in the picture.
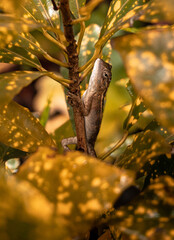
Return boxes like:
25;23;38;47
61;137;77;152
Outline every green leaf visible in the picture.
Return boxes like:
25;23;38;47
78;24;111;91
69;0;86;18
98;0;149;46
0;142;27;162
21;0;60;29
140;0;174;24
40;98;51;127
0;45;42;69
107;176;174;240
114;28;174;133
17;147;135;237
116;130;171;172
0;71;45;107
52;120;75;153
140;154;174;188
0;101;54;152
13;32;46;55
0;14;39;48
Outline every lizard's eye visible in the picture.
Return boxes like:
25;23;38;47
103;71;109;78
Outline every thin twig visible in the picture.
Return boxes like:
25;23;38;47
100;131;129;160
43;30;67;53
43;53;69;68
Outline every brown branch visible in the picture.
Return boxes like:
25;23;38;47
60;0;88;153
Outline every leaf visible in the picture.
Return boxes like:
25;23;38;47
140;154;174;188
79;0;103;16
21;0;60;30
0;0;24;14
0;14;40;48
107;176;174;240
114;28;174;133
0;173;68;240
0;101;54;152
52;120;75;153
13;32;46;55
78;24;111;91
17;147;135;237
40;98;51;127
0;45;42;69
116;130;171;172
0;71;45;107
69;0;86;18
0;142;27;162
140;0;174;24
98;0;149;46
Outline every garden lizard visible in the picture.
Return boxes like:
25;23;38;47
61;58;112;157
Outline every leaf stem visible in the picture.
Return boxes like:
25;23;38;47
100;131;129;160
43;30;67;53
77;21;85;54
47;72;72;85
43;53;69;68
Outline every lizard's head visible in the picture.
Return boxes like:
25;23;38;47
88;58;112;92
96;58;112;92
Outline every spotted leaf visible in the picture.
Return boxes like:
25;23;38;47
116;130;171;172
140;0;174;24
0;101;54;152
17;148;135;237
78;24;111;91
12;32;46;55
98;0;149;46
107;176;174;240
21;0;60;30
0;174;68;240
0;142;27;162
0;45;42;69
114;28;174;133
0;71;46;107
0;14;40;48
139;154;174;188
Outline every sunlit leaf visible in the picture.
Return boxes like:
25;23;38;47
13;32;46;55
0;101;54;152
107;176;174;240
140;0;174;24
99;0;149;45
21;0;60;29
0;45;42;69
0;71;45;107
0;0;24;14
79;0;103;16
114;28;174;133
116;130;171;172
78;24;111;90
0;174;68;240
0;14;39;48
17;147;135;237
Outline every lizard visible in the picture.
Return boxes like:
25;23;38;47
61;58;112;157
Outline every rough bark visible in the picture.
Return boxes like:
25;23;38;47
60;0;88;153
